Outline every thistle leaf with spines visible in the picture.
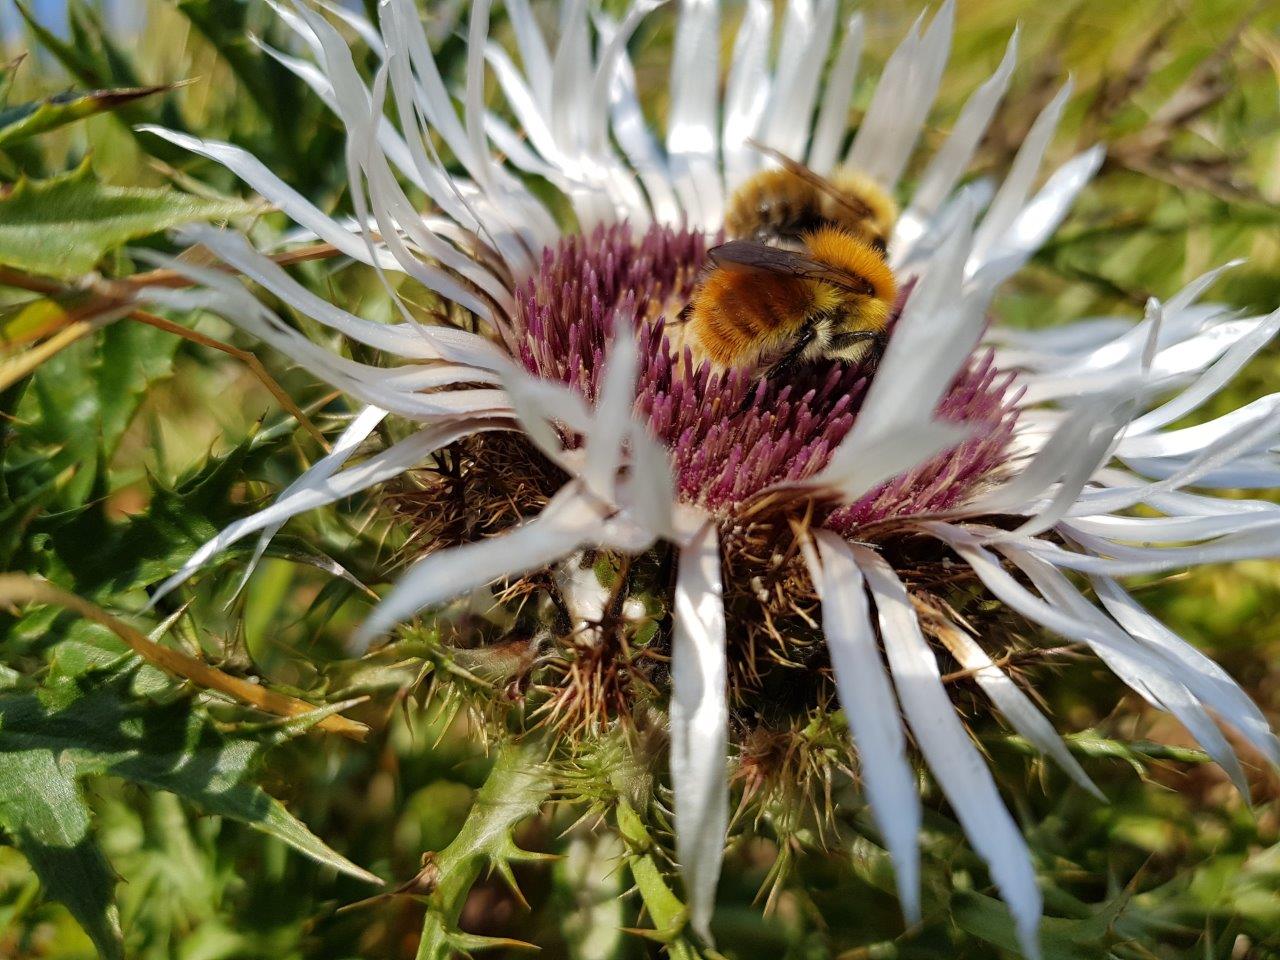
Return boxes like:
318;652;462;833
0;663;379;954
0;85;172;147
0;161;259;280
415;738;553;960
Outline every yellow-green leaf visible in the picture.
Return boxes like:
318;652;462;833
0;162;258;280
0;85;171;147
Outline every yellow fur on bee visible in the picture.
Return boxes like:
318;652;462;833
826;168;899;239
803;227;898;304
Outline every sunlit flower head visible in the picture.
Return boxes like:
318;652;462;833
135;1;1280;956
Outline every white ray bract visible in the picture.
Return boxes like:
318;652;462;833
854;546;1042;960
1092;577;1280;767
135;269;512;423
351;483;653;651
896;28;1017;257
930;524;1273;790
232;405;390;600
721;0;774;190
927;606;1103;799
149;418;505;608
606;21;683;224
809;532;921;921
666;0;724;229
968;80;1073;274
999;545;1251;796
758;0;837;163
971;146;1105;289
849;0;954;192
670;522;729;944
806;12;864;174
505;0;553;113
175;225;508;370
814;197;982;499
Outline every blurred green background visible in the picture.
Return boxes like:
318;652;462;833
2;0;1279;958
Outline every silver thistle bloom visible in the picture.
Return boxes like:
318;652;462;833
135;1;1280;955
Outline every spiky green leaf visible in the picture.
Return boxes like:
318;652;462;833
0;162;257;279
0;665;379;950
0;86;171;147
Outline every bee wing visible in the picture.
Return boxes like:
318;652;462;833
709;240;875;296
747;138;875;221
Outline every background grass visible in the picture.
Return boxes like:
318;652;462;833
2;1;1280;958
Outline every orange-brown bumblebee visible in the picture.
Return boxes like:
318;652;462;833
724;142;899;253
679;227;898;388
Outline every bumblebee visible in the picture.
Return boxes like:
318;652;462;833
680;226;897;389
724;142;898;254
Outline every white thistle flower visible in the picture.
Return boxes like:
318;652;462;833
134;1;1280;956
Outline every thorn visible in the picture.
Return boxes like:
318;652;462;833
490;858;531;911
448;930;541;954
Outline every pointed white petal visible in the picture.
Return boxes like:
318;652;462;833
135;264;510;422
608;34;683;225
849;0;955;191
925;524;1192;684
1038;520;1280;577
149;419;496;607
1072;402;1280;514
583;329;640;497
928;607;1103;800
898;28;1018;250
667;0;724;229
815;420;974;502
969;80;1073;273
670;522;729;944
484;42;561;163
854;547;1042;960
1091;577;1280;768
1000;546;1252;796
622;427;678;541
721;0;774;190
971;146;1105;287
137;127;432;279
551;0;592;153
807;13;864;173
1065;509;1280;543
504;0;554;113
352;485;607;652
967;387;1138;516
817;199;982;497
1123;308;1280;438
232;405;389;600
760;0;837;162
810;532;921;921
464;0;497;183
179;225;506;369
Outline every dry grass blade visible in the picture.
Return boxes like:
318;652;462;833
0;573;368;741
128;308;329;449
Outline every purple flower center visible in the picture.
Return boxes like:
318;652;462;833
515;224;1019;529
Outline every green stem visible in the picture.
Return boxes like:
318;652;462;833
416;738;553;960
616;800;701;960
991;732;1210;765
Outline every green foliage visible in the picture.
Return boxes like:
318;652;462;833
0;85;171;147
415;739;553;960
0;162;256;279
1;0;1279;958
0;665;378;956
0;737;123;960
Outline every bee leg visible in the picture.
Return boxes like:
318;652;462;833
829;330;885;369
735;323;817;416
